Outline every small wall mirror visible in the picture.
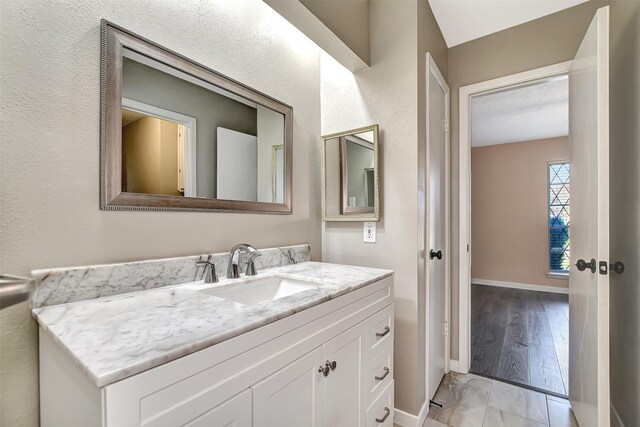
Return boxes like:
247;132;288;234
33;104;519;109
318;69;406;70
101;20;292;213
322;124;380;221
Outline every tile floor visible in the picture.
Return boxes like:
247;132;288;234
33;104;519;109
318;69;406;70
425;372;578;427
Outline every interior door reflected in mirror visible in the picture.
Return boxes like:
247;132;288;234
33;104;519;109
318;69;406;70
322;124;380;222
101;20;292;213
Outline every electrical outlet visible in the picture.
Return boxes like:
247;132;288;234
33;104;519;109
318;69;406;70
363;222;376;243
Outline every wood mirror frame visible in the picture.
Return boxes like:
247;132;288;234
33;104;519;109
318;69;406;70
100;20;293;213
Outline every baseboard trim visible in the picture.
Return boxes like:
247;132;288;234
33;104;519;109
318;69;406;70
449;359;460;372
611;403;625;427
472;278;569;294
394;401;429;427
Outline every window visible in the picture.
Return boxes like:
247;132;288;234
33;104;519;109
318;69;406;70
549;162;570;273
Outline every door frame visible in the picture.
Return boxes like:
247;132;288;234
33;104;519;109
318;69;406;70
122;97;198;197
425;53;451;394
456;61;572;373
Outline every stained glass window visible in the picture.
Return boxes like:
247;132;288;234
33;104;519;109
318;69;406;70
549;162;570;272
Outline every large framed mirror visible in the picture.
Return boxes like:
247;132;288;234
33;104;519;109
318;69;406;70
322;124;380;221
100;20;292;213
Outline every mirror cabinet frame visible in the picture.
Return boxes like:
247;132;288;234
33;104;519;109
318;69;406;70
100;20;293;213
322;124;380;222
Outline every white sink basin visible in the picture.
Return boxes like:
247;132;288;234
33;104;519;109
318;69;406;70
200;275;320;305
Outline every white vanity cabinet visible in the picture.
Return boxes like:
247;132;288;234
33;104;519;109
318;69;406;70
184;389;252;427
253;346;324;427
252;306;392;427
322;323;366;427
40;275;394;427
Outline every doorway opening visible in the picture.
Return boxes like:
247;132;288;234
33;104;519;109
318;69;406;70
458;62;572;397
121;98;198;197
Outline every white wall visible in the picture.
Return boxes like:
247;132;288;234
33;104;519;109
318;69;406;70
0;1;322;425
320;0;422;412
320;0;448;415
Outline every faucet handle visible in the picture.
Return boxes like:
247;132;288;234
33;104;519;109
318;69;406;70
196;261;218;284
245;252;261;276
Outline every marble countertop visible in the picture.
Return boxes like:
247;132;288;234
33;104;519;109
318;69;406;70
33;261;393;388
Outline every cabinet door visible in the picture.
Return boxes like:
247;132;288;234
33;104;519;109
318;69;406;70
183;389;251;427
323;324;365;427
252;347;324;427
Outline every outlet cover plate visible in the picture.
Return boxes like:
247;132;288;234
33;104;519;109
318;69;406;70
363;222;376;243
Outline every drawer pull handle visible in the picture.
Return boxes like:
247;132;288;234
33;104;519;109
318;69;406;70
376;326;390;337
375;367;390;381
376;407;391;423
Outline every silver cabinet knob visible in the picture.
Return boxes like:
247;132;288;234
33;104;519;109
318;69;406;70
326;360;337;371
318;365;330;377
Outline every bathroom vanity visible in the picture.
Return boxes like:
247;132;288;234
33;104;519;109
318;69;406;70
33;251;394;427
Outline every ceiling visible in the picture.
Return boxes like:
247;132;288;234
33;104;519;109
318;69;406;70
471;75;568;147
428;0;589;47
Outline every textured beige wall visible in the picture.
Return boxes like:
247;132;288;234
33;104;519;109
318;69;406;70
471;137;570;288
300;0;370;64
0;1;322;426
321;0;447;416
447;0;608;360
609;0;640;424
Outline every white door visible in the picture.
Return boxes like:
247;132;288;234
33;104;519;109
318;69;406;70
568;6;610;427
323;324;364;427
216;127;258;201
252;347;324;427
426;55;450;398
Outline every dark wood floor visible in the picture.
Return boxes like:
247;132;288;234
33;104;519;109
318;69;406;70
470;284;569;396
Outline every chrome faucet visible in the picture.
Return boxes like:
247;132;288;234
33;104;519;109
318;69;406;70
196;260;218;284
227;244;261;279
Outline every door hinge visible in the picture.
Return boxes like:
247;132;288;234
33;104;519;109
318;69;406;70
444;119;449;133
467;244;470;253
443;322;449;337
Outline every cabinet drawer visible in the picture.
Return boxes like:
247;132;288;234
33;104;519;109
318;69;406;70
183;389;251;427
365;343;393;406
365;380;394;427
365;305;394;362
